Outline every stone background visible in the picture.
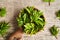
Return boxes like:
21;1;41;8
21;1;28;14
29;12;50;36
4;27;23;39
0;0;60;40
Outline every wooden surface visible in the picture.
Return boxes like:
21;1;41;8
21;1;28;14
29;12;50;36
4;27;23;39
0;0;60;40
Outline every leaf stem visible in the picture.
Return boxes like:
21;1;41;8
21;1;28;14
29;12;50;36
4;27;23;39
49;0;51;6
55;36;58;39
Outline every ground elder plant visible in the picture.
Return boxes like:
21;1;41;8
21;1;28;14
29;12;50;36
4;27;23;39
0;21;10;37
43;0;55;6
50;25;59;39
17;6;45;35
0;7;6;17
55;10;60;20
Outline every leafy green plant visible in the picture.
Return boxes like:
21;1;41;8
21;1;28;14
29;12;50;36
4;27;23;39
0;7;6;17
49;25;59;39
0;21;10;36
43;0;55;6
17;6;45;35
55;10;60;20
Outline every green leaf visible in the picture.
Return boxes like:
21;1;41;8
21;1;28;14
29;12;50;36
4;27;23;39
50;25;59;38
0;21;10;36
25;7;31;14
43;0;55;6
23;14;27;23
17;18;24;27
43;0;55;2
56;10;60;19
0;7;6;17
24;23;34;29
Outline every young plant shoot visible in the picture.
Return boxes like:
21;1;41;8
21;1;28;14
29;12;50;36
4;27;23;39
50;25;59;39
56;10;60;20
43;0;55;6
0;7;6;17
17;6;45;35
0;21;10;37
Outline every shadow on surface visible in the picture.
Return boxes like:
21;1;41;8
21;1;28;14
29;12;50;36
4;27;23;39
5;8;23;40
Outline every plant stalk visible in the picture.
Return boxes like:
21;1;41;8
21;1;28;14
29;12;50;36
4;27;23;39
49;0;51;6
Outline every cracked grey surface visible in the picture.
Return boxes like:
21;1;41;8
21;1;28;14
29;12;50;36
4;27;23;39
0;0;60;40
